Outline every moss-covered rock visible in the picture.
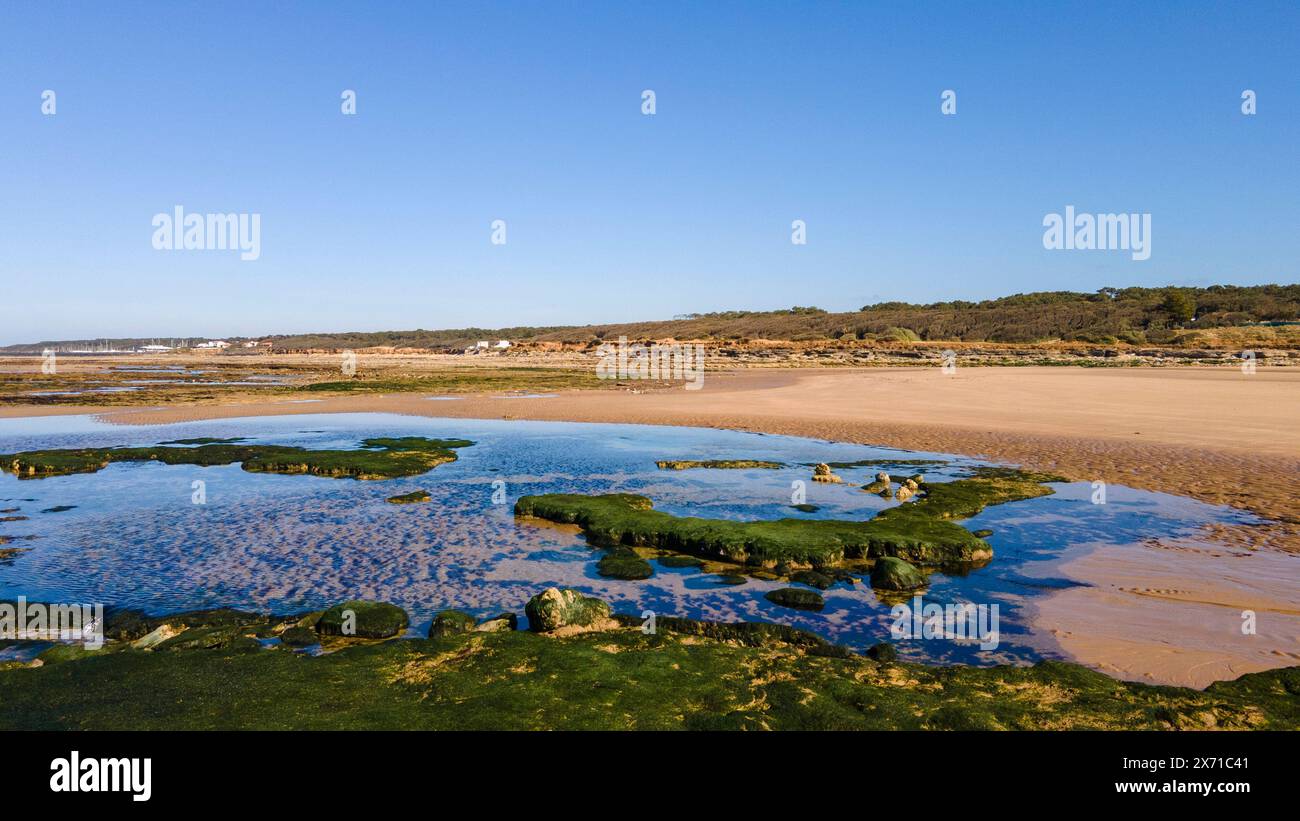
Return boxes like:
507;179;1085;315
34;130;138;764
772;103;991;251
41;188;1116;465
0;437;474;481
316;601;409;639
790;569;835;590
387;490;431;504
657;555;703;569
525;588;612;633
278;626;318;647
515;469;1056;569
791;503;819;513
656;460;783;470
428;610;477;638
597;549;654;580
862;480;891;495
714;574;748;585
871;557;927;591
764;587;825;611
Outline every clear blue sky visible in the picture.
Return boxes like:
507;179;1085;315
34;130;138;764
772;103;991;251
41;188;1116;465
1;0;1296;344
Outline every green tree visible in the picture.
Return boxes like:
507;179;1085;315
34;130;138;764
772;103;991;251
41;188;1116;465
1161;289;1196;324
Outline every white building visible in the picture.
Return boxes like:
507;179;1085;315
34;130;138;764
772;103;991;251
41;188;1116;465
196;340;230;349
475;340;490;349
493;340;511;349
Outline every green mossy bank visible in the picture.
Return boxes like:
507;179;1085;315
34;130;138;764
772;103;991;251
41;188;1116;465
0;437;473;481
0;603;1295;730
513;468;1064;568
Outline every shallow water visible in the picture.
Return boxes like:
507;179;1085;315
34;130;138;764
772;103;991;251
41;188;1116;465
0;413;1257;666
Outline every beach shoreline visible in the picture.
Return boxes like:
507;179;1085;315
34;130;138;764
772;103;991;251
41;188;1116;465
2;365;1296;688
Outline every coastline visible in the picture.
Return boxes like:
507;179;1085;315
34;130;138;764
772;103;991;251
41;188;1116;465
2;365;1297;688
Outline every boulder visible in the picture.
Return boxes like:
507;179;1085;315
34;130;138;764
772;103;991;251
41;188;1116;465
279;625;318;647
863;480;890;495
525;588;613;633
713;574;748;585
875;471;891;484
811;463;843;484
870;556;927;591
895;485;915;502
428;609;478;637
597;549;654;580
790;569;835;590
316;600;409;639
764;587;825;611
474;613;518;633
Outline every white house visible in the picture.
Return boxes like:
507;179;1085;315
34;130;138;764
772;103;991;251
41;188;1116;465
475;340;490;349
196;340;230;349
493;340;511;349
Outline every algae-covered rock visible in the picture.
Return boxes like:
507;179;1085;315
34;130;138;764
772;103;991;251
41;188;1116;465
791;503;819;513
278;626;318;647
871;556;927;591
597;549;654;580
790;569;835;590
525;588;612;633
895;485;915;502
428;609;478;637
714;574;748;585
316;601;409;639
972;529;994;538
474;613;518;633
863;480;891;495
656;459;783;470
875;471;891;484
657;555;703;569
387;490;431;504
764;587;825;611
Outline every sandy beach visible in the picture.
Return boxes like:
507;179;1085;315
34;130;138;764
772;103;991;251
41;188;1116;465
3;364;1297;687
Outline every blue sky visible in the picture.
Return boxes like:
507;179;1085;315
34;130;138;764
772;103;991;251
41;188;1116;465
1;1;1296;344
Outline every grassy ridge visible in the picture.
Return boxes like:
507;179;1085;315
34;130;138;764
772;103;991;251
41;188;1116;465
513;468;1063;567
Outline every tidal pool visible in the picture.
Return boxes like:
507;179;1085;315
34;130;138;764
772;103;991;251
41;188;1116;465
0;412;1258;666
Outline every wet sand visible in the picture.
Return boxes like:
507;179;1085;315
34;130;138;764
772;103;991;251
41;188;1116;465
3;365;1297;687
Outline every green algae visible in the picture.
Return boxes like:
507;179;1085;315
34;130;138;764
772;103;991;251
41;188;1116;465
0;437;473;481
656;459;784;470
387;490;432;504
870;556;927;591
315;601;410;639
2;605;1294;730
597;548;655;580
513;469;1061;568
765;587;826;611
158;437;248;445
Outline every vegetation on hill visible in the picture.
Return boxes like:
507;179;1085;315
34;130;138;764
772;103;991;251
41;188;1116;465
266;284;1300;348
2;285;1295;353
